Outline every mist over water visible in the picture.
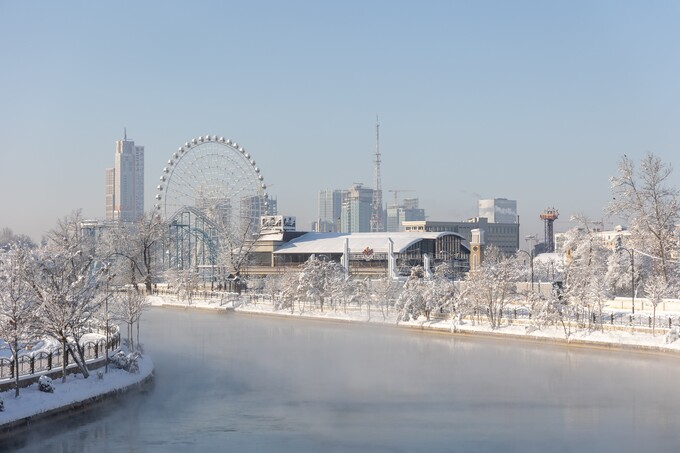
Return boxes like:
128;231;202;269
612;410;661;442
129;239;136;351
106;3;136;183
6;308;680;452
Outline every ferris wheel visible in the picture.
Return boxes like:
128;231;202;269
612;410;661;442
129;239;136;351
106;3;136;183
155;135;268;232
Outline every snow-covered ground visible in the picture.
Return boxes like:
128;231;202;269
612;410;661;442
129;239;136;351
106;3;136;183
0;353;153;429
148;294;680;354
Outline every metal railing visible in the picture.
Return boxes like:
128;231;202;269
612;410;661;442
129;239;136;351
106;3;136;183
0;335;120;382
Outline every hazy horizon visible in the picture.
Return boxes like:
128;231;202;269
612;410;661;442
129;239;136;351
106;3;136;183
2;1;680;242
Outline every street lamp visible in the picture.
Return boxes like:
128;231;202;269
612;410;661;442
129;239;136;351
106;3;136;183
616;238;635;315
517;249;534;291
103;264;115;373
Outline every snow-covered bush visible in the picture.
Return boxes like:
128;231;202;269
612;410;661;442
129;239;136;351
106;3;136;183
127;352;141;373
38;375;54;393
110;350;142;373
110;351;128;369
0;397;4;411
665;327;680;344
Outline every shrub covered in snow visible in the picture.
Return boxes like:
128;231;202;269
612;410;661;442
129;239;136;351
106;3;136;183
665;327;680;344
110;350;142;373
38;375;54;393
0;397;4;411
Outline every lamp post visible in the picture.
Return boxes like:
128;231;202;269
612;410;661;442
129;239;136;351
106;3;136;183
518;249;534;291
616;239;635;315
103;264;115;373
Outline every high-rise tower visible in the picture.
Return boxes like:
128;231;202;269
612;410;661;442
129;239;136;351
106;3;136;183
370;116;384;232
341;183;374;233
318;189;345;232
105;129;144;222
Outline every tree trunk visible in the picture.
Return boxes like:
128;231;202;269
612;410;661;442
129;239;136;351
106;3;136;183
367;299;371;322
12;338;20;398
67;342;90;378
61;338;68;383
145;249;154;294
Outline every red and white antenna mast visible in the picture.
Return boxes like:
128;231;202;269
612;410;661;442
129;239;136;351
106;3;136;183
370;115;384;232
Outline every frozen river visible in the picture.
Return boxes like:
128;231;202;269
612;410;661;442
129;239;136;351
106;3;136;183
7;308;680;452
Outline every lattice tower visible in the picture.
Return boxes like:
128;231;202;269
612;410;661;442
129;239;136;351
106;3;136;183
540;207;559;253
370;116;384;232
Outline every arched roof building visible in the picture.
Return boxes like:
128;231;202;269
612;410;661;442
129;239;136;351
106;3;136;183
249;231;470;277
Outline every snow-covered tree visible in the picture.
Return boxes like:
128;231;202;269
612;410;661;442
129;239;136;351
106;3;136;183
539;286;574;339
533;254;564;283
561;216;610;329
293;256;346;313
423;263;454;321
296;256;326;312
25;211;110;381
165;268;200;304
370;277;401;320
425;262;469;330
262;274;285;304
275;269;300;313
643;274;670;336
605;245;638;297
395;266;426;322
214;214;262;289
464;246;517;329
348;277;371;319
0;244;39;397
326;262;348;313
27;247;107;382
608;153;679;283
588;267;610;331
102;212;164;293
110;287;150;350
0;227;36;249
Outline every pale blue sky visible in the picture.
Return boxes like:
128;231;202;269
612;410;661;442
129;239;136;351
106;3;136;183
1;1;679;242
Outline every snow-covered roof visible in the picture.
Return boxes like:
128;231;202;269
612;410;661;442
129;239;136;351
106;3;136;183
273;231;466;255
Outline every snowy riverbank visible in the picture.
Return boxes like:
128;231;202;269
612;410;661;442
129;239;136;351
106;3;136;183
0;354;154;436
148;295;680;355
4;293;676;442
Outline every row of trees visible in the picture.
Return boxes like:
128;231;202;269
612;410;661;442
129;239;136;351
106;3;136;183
252;152;679;337
0;214;149;398
254;235;676;338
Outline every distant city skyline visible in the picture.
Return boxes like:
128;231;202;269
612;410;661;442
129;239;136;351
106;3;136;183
2;2;680;243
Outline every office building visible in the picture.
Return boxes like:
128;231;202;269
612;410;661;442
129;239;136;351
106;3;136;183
340;184;374;233
317;189;346;232
478;198;518;224
386;197;426;232
403;217;520;255
105;131;144;222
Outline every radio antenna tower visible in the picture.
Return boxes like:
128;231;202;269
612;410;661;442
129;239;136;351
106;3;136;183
370;115;384;232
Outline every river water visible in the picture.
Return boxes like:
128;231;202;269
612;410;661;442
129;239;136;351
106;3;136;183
6;308;680;452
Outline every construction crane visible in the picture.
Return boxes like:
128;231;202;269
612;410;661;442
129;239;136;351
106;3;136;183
388;190;415;207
